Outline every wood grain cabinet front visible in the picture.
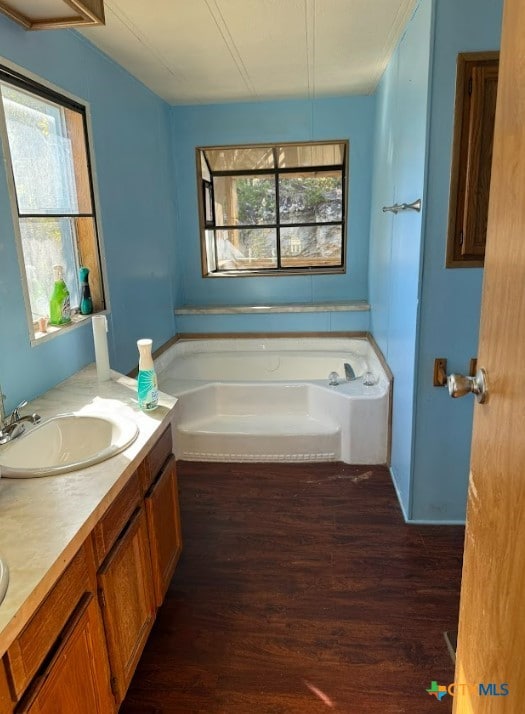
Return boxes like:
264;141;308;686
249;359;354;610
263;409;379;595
0;661;13;713
17;595;114;714
97;508;156;705
145;455;183;607
5;544;96;700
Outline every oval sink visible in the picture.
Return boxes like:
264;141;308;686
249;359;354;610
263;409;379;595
0;558;8;606
0;414;139;478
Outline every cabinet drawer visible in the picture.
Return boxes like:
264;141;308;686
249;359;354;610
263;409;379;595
5;545;91;699
93;472;141;566
139;426;172;493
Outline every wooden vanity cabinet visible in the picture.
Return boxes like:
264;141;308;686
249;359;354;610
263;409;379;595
3;543;114;714
1;422;182;712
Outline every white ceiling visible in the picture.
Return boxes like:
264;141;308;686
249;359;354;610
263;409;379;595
79;0;417;105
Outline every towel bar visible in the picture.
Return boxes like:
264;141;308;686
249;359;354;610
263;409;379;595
382;198;422;214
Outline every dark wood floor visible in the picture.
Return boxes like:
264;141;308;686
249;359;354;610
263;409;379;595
121;462;464;713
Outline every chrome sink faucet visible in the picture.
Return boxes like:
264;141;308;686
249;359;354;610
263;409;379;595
0;391;41;445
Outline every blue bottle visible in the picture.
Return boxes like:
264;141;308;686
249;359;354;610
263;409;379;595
79;266;93;315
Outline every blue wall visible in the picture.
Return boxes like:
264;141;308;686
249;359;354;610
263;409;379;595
170;96;375;333
368;0;433;517
411;0;503;522
0;2;504;524
0;16;177;411
370;0;503;522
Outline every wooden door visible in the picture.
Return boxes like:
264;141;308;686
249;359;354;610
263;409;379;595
453;0;525;711
98;508;156;705
145;455;183;607
19;596;114;714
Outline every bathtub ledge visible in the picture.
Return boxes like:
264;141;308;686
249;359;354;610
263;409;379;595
174;301;370;315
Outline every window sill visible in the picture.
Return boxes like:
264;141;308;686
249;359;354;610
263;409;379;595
31;311;107;347
204;266;345;278
174;301;370;316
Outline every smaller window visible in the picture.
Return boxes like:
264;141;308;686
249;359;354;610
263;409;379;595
0;65;106;339
197;140;348;276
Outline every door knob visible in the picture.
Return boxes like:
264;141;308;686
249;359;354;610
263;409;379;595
447;368;488;404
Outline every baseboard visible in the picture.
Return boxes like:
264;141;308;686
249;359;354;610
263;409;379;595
405;518;466;526
388;466;410;521
389;467;466;526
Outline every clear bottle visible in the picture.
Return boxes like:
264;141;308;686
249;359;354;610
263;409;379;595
49;265;71;325
137;338;158;411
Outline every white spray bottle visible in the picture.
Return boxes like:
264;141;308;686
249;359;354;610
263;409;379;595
137;339;158;411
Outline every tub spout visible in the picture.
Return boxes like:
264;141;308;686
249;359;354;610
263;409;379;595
344;363;356;381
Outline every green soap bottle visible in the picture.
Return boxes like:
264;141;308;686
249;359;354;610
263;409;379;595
49;265;72;326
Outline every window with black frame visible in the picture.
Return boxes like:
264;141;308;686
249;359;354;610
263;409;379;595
0;64;105;339
197;140;348;276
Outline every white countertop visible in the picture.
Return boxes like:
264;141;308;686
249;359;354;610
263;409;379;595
0;365;177;656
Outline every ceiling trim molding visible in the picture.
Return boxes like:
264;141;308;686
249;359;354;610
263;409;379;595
0;0;105;30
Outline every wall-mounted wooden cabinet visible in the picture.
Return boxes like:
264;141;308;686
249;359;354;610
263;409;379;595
446;52;499;267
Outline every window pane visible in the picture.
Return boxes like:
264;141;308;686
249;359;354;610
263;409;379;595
215;228;277;270
279;172;342;224
203;181;214;225
214;175;276;226
204;146;275;172
200;152;211;182
1;84;91;215
205;229;216;273
277;142;345;168
19;217;80;319
280;225;343;268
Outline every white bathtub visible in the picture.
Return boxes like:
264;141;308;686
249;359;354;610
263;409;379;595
156;337;391;464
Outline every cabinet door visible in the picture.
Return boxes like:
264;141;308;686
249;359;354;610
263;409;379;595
97;508;155;705
19;595;114;714
0;661;13;714
446;51;499;266
145;455;182;607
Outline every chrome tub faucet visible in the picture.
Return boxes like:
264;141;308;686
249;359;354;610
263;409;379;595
344;363;356;381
